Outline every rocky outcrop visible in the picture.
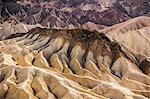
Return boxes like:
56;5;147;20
0;0;149;28
0;16;150;98
119;0;150;17
0;22;42;40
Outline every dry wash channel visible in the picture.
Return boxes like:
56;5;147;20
0;27;150;99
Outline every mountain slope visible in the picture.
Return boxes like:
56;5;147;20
0;0;149;28
0;16;150;98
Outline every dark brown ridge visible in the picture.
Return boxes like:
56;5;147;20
7;27;145;76
7;27;125;64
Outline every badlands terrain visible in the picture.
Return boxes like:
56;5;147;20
0;0;150;99
0;16;150;99
0;0;149;28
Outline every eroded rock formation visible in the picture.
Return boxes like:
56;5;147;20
0;0;149;28
0;22;42;40
0;16;150;99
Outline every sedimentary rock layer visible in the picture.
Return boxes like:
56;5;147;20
0;0;149;28
0;16;150;99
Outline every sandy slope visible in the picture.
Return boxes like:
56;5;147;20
0;16;150;99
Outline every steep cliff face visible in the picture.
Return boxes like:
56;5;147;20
0;16;150;99
0;0;149;28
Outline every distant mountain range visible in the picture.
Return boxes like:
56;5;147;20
0;0;149;29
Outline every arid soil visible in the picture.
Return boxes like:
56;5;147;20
0;16;150;99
